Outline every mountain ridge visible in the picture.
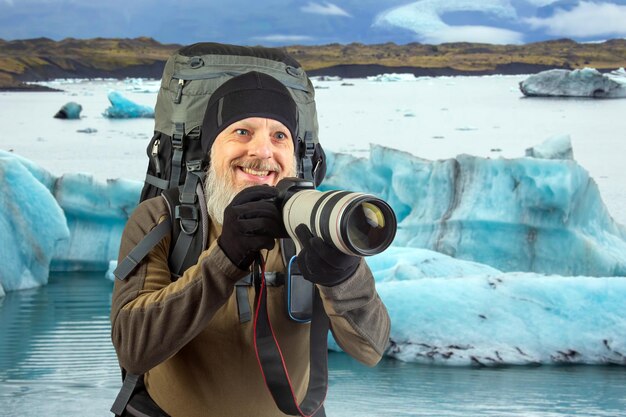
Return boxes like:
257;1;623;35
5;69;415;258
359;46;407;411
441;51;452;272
1;37;625;90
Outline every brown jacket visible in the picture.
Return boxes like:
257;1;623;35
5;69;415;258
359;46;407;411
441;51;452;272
111;196;390;417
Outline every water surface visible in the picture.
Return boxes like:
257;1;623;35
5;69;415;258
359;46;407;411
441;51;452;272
1;273;625;416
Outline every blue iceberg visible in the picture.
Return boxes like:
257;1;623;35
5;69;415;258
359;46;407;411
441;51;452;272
0;150;141;292
51;174;142;271
320;145;626;277
0;151;69;291
519;68;626;98
377;271;626;366
103;91;155;118
54;101;83;119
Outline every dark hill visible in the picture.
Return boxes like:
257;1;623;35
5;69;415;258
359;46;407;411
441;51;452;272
1;37;625;89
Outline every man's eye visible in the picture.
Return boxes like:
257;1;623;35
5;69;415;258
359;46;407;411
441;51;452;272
274;132;287;140
236;129;250;136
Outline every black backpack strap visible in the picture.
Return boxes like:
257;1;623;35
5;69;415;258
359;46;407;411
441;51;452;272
169;122;185;189
169;169;205;277
298;131;315;182
113;218;172;281
110;373;141;416
145;173;170;190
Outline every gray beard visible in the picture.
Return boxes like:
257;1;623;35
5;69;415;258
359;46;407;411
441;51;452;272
204;158;298;225
204;163;243;225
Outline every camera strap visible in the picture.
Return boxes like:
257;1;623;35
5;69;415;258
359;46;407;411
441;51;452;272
253;256;328;417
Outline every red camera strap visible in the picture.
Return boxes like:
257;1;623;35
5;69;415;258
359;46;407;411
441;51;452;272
253;257;329;417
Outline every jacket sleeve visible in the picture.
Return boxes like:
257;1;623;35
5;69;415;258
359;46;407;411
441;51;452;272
317;259;391;366
110;198;249;375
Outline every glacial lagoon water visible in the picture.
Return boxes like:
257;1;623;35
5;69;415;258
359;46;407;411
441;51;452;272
1;273;626;417
2;76;626;416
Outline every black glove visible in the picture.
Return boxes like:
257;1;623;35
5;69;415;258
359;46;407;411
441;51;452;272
294;224;360;287
218;186;284;270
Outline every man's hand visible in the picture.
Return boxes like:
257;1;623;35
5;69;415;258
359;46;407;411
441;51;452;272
218;186;284;270
295;224;360;287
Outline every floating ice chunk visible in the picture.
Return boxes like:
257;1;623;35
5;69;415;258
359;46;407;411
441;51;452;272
54;102;82;119
124;78;160;93
332;247;626;365
367;73;416;82
77;128;98;134
0;151;70;292
526;135;573;160
103;91;155;118
51;174;142;271
378;273;626;365
367;246;501;282
321;145;626;276
106;260;117;281
609;67;626;82
519;68;626;98
311;76;343;81
0;151;141;292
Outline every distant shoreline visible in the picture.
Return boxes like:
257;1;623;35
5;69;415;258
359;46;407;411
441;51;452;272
306;62;577;77
4;63;623;93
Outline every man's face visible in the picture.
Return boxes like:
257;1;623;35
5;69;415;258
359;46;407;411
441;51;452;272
204;117;297;224
211;117;296;189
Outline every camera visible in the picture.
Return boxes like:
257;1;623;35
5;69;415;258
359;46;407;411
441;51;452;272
276;177;397;256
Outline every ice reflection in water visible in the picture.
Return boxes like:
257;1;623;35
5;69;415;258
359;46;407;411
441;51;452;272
1;273;626;417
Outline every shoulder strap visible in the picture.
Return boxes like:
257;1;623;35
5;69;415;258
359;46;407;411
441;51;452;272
163;169;207;279
113;218;172;281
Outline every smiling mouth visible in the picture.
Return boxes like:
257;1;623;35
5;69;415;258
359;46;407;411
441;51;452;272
241;166;273;177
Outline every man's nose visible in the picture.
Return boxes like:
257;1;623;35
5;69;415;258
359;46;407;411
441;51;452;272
247;134;273;159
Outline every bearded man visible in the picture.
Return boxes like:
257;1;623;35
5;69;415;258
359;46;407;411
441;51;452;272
110;71;390;417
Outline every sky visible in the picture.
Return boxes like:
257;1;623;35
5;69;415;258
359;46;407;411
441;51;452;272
1;0;626;45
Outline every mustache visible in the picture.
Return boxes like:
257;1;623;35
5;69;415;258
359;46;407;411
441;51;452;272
230;158;282;173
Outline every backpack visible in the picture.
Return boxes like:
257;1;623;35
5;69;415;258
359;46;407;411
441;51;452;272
112;42;329;417
140;41;326;203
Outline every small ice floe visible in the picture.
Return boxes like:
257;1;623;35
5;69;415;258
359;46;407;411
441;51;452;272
124;78;160;93
525;134;573;160
519;68;626;98
367;73;416;82
77;128;98;134
311;75;343;82
103;91;154;119
106;260;117;281
341;82;354;86
609;67;626;79
54;102;82;119
455;126;478;131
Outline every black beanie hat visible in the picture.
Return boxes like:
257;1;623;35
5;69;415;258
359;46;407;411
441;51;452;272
201;71;299;155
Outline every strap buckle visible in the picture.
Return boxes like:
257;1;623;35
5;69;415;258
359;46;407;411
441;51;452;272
186;160;203;172
174;205;198;235
172;122;185;149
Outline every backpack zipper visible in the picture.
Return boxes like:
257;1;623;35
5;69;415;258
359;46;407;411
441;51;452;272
151;138;161;175
174;79;185;104
171;69;311;103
